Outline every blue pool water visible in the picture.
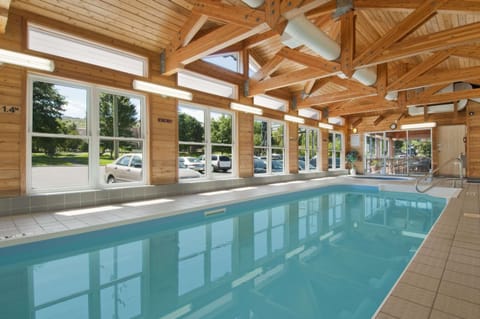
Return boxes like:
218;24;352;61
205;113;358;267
0;185;446;319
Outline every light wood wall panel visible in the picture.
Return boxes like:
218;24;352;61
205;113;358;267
237;112;254;177
467;101;480;179
288;122;299;174
0;66;25;197
149;95;178;184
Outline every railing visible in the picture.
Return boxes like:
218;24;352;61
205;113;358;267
415;155;464;193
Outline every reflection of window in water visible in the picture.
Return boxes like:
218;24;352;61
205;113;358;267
328;193;345;226
32;240;145;319
298;198;321;240
254;205;286;261
178;218;234;295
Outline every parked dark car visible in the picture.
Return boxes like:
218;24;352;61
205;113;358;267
254;158;266;173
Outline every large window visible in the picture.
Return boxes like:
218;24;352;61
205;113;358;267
328;131;343;170
298;126;320;172
254;119;285;175
364;130;432;176
178;103;234;179
28;75;146;192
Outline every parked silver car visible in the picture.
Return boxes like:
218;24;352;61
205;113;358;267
105;153;143;183
105;154;201;183
179;157;205;173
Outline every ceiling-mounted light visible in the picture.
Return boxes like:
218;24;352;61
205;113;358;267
230;102;263;115
284;114;305;124
0;48;55;72
400;122;437;130
132;80;192;100
318;122;333;130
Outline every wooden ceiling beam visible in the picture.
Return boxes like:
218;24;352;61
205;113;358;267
373;115;385;126
298;89;378;108
376;63;388;99
281;0;332;20
408;88;480;106
369;23;480;67
0;1;12;34
328;98;398;116
305;0;336;19
250;53;285;82
340;10;355;78
397;66;480;91
276;47;341;73
308;77;332;95
351;118;363;128
354;0;480;13
354;0;448;67
163;23;269;75
249;68;331;96
191;0;265;28
165;13;208;55
387;50;452;91
265;0;281;29
186;60;245;84
243;30;282;49
329;76;377;93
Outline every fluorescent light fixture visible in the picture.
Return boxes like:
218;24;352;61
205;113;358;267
400;122;437;130
318;122;333;130
230;102;263;115
0;48;55;71
284;114;305;124
132;79;192;100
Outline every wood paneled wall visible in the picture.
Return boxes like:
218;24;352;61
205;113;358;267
237;112;254;177
467;101;480;179
0;66;25;197
288;122;298;174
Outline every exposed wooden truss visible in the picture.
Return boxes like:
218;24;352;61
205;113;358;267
108;0;480;118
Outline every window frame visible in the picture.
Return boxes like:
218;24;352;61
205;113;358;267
178;101;236;180
298;125;320;172
27;74;147;193
253;117;286;175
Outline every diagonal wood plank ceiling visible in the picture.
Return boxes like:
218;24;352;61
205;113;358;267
9;0;480;119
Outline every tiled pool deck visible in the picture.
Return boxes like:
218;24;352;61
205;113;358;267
0;176;478;318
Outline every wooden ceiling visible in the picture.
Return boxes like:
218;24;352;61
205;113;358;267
6;0;480;119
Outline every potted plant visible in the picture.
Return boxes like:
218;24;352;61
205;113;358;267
346;150;360;175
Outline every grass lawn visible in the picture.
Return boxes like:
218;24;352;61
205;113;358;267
32;152;115;166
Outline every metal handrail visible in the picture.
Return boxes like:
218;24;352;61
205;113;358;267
415;155;464;193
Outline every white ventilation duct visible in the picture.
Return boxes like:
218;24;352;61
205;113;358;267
407;82;471;116
241;0;265;8
281;14;377;86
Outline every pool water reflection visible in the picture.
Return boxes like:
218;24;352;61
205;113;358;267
0;186;445;319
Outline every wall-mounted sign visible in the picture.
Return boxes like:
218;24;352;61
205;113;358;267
1;105;20;113
158;117;172;123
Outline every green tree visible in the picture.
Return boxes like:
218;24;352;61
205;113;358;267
210;115;232;144
178;112;204;142
99;94;138;158
32;81;67;156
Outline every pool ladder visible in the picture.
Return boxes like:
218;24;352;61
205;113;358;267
415;155;464;193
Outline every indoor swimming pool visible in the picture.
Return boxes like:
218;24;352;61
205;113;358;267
0;185;446;319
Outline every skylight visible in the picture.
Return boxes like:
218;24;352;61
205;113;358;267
298;108;320;120
328;116;345;126
253;94;287;111
178;70;238;99
202;53;240;73
28;24;148;76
